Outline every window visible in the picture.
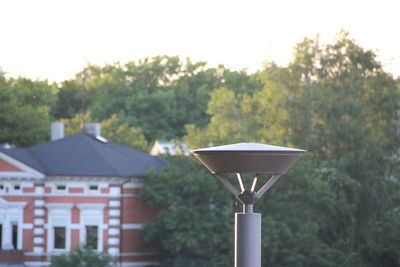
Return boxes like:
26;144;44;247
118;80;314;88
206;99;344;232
46;203;73;252
87;185;99;194
0;184;4;191
12;224;18;250
54;227;66;249
89;185;98;191
85;226;98;249
11;184;21;193
55;184;67;194
77;204;105;252
56;185;66;191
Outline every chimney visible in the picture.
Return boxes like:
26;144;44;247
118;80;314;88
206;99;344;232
51;122;64;141
83;123;101;136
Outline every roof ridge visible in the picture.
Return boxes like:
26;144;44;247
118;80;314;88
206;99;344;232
84;134;123;176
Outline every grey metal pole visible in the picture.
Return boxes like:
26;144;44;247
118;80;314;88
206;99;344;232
235;205;261;267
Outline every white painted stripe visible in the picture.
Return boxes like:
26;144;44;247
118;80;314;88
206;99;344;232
34;208;45;216
108;247;119;255
109;200;121;207
108;228;120;235
109;218;120;225
122;224;144;230
22;223;33;229
33;237;44;244
109;209;120;216
122;181;144;188
110;187;121;195
34;218;44;225
34;199;45;206
69;224;80;230
34;228;44;235
35;186;45;194
33;246;44;253
108;237;120;245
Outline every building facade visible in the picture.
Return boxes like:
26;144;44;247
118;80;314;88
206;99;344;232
0;129;166;266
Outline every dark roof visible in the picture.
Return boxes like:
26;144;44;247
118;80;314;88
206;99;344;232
0;133;167;177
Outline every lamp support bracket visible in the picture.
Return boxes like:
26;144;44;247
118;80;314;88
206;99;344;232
214;173;240;197
255;174;282;199
214;173;283;213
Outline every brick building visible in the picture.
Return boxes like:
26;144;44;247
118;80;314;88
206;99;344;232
0;124;167;266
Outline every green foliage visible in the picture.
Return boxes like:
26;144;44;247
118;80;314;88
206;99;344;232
101;114;149;151
141;155;235;266
54;56;261;142
0;73;52;146
49;246;115;267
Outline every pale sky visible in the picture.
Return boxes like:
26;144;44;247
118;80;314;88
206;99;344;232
1;0;399;82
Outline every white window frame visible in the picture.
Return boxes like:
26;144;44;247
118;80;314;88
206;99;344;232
77;203;105;252
45;203;73;252
0;199;27;250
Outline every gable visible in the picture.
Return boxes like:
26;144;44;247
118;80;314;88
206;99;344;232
0;159;24;172
0;152;44;179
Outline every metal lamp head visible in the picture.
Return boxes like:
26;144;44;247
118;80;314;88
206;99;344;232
191;143;306;174
192;143;306;209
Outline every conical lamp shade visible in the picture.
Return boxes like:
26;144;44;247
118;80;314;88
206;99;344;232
192;143;306;173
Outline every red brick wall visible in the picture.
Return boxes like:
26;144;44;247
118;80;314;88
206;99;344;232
71;229;80;250
23;187;35;193
71;207;80;224
23;229;33;251
69;187;84;193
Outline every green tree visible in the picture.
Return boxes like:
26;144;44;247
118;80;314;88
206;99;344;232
0;74;51;146
49;246;115;267
101;114;148;151
141;155;235;266
255;31;400;266
7;76;57;109
54;57;261;142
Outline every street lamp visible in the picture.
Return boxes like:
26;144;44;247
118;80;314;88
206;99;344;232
191;143;306;267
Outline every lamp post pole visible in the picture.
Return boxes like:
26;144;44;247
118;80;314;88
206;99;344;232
192;143;306;267
235;196;261;267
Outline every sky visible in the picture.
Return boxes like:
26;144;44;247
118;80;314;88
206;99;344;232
1;0;399;82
